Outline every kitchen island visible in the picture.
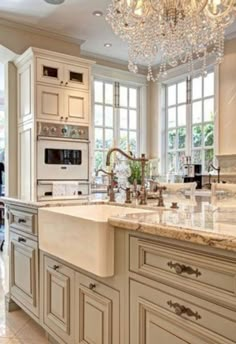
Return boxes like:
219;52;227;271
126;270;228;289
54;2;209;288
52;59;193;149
3;196;236;344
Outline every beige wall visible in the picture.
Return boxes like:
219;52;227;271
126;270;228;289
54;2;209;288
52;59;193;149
219;38;236;155
0;19;81;57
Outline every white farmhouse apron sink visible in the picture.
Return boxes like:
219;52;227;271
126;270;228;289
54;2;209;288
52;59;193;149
38;204;153;277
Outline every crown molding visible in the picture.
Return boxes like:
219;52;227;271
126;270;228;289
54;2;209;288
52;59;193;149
0;17;85;46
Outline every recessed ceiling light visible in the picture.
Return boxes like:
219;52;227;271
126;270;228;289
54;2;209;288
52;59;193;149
44;0;65;5
93;11;103;17
104;43;112;48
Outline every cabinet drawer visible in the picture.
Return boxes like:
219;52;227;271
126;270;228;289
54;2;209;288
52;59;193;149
43;255;74;344
130;236;236;308
75;272;120;344
10;232;39;317
130;279;236;344
9;208;37;235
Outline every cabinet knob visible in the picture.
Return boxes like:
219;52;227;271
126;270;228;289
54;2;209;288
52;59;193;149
18;218;26;224
167;261;201;278
18;237;26;243
60;81;64;85
53;265;60;271
65;117;68;121
60;116;64;121
167;300;201;321
65;82;68;86
89;283;96;290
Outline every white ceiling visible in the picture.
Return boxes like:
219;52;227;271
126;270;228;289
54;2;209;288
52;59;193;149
0;0;236;66
0;0;130;62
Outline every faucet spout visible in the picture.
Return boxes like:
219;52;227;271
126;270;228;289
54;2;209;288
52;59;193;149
106;147;149;205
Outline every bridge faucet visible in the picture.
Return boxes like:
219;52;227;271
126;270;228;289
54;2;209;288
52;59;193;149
106;148;149;205
208;164;221;184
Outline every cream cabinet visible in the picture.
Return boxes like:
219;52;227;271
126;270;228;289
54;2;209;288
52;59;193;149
37;84;89;124
10;231;39;318
37;57;89;90
42;255;75;344
130;279;236;344
75;272;120;344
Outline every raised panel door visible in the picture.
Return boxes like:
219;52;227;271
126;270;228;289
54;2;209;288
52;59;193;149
75;272;120;344
64;90;89;124
10;232;39;317
37;85;64;121
18;61;33;123
43;256;74;344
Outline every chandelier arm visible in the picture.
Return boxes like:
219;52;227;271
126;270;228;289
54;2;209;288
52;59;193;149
205;0;235;19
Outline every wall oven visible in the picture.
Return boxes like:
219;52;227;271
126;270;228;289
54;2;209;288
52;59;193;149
37;122;90;199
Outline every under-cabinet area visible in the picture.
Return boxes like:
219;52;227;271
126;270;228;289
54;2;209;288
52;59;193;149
5;201;236;344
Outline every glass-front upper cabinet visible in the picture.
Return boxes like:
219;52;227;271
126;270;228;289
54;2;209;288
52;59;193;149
36;58;89;90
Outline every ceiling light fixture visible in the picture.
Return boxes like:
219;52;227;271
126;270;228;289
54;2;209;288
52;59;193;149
106;0;236;81
104;43;112;48
93;11;104;17
44;0;65;5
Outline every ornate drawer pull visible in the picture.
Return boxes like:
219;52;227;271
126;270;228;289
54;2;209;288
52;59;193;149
53;265;60;271
167;261;201;278
167;300;201;321
18;237;26;243
89;283;96;290
18;218;27;224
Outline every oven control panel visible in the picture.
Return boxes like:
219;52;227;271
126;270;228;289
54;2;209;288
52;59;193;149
37;122;89;140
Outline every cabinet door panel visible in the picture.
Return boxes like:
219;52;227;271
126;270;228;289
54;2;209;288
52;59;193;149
75;272;119;344
43;256;74;344
64;64;89;90
37;85;63;121
64;90;89;124
18;61;33;123
10;232;39;317
37;58;64;86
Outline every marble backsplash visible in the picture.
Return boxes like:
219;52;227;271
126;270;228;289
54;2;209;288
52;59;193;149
216;154;236;175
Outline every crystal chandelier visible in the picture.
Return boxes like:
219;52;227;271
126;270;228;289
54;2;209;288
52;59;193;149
106;0;236;81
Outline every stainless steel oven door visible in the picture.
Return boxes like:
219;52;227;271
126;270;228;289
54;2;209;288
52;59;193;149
37;137;89;180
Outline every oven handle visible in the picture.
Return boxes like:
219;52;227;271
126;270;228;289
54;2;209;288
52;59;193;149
37;136;90;143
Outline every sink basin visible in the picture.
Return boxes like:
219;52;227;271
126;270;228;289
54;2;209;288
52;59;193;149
38;204;153;277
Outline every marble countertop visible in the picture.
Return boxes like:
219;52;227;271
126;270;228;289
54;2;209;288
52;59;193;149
3;195;236;252
108;202;236;252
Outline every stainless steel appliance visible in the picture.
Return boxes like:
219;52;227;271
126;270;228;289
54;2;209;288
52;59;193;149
37;122;90;200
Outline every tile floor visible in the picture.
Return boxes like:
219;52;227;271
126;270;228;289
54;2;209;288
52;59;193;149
0;250;49;343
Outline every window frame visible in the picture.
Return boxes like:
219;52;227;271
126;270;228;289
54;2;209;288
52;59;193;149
163;66;217;175
93;77;141;170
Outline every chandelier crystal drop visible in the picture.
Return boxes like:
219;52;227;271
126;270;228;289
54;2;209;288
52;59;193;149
106;0;236;81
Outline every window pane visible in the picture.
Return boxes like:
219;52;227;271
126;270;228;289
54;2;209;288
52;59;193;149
130;110;137;130
120;130;128;151
204;72;214;97
177;81;186;104
168;153;175;172
95;151;103;170
129;131;137;153
95;128;103;149
192;150;202;164
204;98;214;122
105;83;113;105
105;129;113;149
94;81;103;103
192;101;202;124
192;76;202;100
177;151;185;172
120;86;128;107
120;109;128;129
177;105;186;126
205;149;214;170
204;123;214;146
94;105;103;126
168;130;176;150
105;106;113;127
168;84;176;106
168;107;176;128
177;127;186;149
129;88;137;108
192;125;202;147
